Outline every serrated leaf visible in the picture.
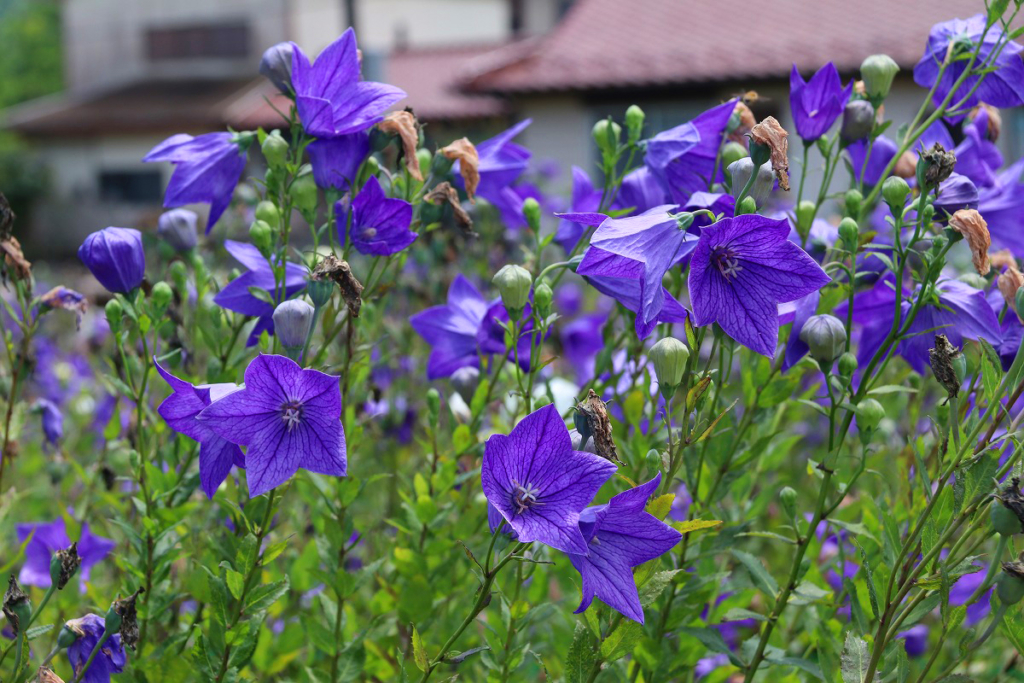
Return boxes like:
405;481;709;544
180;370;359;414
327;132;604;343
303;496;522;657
639;569;684;607
600;620;643;662
731;549;778;603
840;632;869;683
565;622;597;683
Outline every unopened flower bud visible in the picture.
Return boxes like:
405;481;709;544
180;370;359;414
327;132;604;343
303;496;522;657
426;388;441;424
534;280;553;318
261;130;289;171
929;334;964;397
779;486;798;519
592;119;621;159
795;201;816;238
991;478;1024;535
149;281;172;316
838;352;858;377
492;264;532;315
649;337;689;393
845;189;863;217
838;217;860;250
748;138;770;168
255;200;281;227
105;299;124;334
50;543;81;591
449;367;479;404
860;54;899;100
856;398;885;432
430;151;454;176
249;220;274;256
997;556;1024;605
644;448;662;474
307;278;334;308
721;141;747;169
727;158;774;205
882;176;911;216
56;622;80;649
272;300;314;352
3;575;31;633
737;196;757;215
625;105;645;143
917;143;957;188
416;148;432;175
799;314;847;368
522;197;541;232
289;174;319;215
840;100;875;143
157;209;198;251
259;42;294;94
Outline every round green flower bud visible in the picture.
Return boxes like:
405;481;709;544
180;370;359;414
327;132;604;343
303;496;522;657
996;567;1024;605
795;201;816;238
308;279;334;308
625;105;645;143
991;499;1023;536
838;352;858;378
255;200;281;227
799;314;847;367
649;337;690;391
721;141;747;170
150;281;173;313
492;264;532;315
882;176;911;216
645;449;662;475
779;486;798;519
289;174;319;215
56;622;81;649
416;148;432;175
534;280;553;319
838;217;860;250
845;189;863;217
592;119;621;158
249;220;274;256
426;388;441;424
748;139;770;168
105;298;124;334
856;398;885;432
261;131;289;171
860;54;900;100
522;197;542;232
169;260;188;294
431;151;454;176
737;196;757;215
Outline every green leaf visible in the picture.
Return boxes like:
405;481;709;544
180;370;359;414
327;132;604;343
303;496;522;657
840;632;869;683
565;622;597;683
731;549;778;604
411;625;429;672
679;627;744;667
1001;605;1024;655
600;620;643;662
639;569;683;606
225;569;245;600
245;577;289;614
25;624;53;640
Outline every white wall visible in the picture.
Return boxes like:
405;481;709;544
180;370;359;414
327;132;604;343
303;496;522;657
354;0;509;52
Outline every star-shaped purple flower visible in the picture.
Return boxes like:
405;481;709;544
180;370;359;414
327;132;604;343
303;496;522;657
689;214;831;356
213;240;307;346
197;354;346;497
336;176;416;256
645;100;736;203
155;362;244;499
308;133;370;191
481;404;616;554
567;473;681;623
16;518;115;592
66;613;126;683
789;63;852;141
466;119;532;203
291;29;406;138
143;132;249;232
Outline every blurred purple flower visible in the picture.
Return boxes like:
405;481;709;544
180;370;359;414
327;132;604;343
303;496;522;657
16;518;115;592
555;166;603;253
646;100;736;203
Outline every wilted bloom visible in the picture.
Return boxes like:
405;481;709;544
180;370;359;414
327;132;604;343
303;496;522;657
749;117;790;191
335;176;415;256
481;404;616;554
567;473;680;623
213;240;307;346
378;111;423;181
789;63;852;141
155;362;244;499
290;29;406;138
16;518;115;592
34;399;62;447
554;166;602;252
259;42;295;94
38;287;87;329
307;134;370;191
441;138;480;200
999;266;1024;320
78;228;145;294
689;214;830;356
948;208;991;275
66;614;126;683
918;142;957;187
157;209;198;251
913;14;1024;112
143;133;250;231
645;100;735;203
198;354;347;497
111;588;143;651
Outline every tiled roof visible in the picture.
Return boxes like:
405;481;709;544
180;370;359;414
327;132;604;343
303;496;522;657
387;43;510;120
461;0;1021;94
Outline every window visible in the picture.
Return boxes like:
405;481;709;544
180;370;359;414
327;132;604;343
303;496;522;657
99;171;163;204
147;22;250;61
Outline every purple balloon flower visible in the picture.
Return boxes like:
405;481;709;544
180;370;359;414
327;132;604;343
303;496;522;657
567;473;681;623
66;613;126;683
308;133;370;191
953;108;1003;188
154;362;245;499
336;176;416;256
933;173;980;220
481;404;616;554
615;166;669;216
34;398;63;447
290;29;406;138
645;99;736;203
16;518;115;591
846;135;899;187
980;158;1024;256
77;227;145;294
554;166;603;253
560;313;607;384
689;214;830;356
789;62;852;141
213;240;307;347
143;132;249;232
197;354;347;497
913;14;1024;112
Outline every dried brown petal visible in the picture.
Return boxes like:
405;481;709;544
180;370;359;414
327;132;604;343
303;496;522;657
55;542;81;591
441;138;479;202
35;667;65;683
312;255;363;317
424;182;474;235
0;236;31;282
574;389;621;464
3;574;30;633
749;116;790;191
853;80;866;96
998;266;1024;322
948;209;991;276
379;110;423;182
920;142;957;186
894;151;918;179
970;103;1001;141
991;249;1016;271
112;587;144;651
928;334;962;397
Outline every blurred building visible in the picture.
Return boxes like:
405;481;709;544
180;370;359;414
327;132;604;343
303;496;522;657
3;0;1022;251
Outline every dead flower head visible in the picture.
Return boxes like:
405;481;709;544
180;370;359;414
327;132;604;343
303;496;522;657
379;110;423;182
948;209;991;276
441;138;479;202
749;116;789;191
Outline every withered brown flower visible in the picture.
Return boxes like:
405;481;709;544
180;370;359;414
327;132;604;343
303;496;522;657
948;209;991;276
574;389;622;464
312;255;363;317
379;110;423;182
0;236;31;282
998;265;1024;321
441;138;479;202
929;334;963;398
424;182;474;235
749;116;790;191
919;142;957;186
112;587;145;651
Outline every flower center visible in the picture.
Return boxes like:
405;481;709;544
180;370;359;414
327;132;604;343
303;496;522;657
362;227;378;238
281;401;303;432
511;479;543;515
712;246;742;281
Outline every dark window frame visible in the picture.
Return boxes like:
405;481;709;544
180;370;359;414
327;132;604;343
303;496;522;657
146;22;250;62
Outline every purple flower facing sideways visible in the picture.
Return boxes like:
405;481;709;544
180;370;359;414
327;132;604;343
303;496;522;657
463;119;532;202
213;240;307;346
582;261;691;339
308;133;370;191
66;613;126;683
615;166;668;215
34;398;63;447
689;214;830;356
913;14;1024;112
198;354;346;497
290;29;406;138
78;227;146;294
846;135;899;187
554;166;603;253
143;132;249;232
645;99;736;203
336;176;416;256
789;62;852;141
16;518;115;592
979;158;1024;256
155;362;244;499
567;473;681;623
481;404;616;554
897;624;929;658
